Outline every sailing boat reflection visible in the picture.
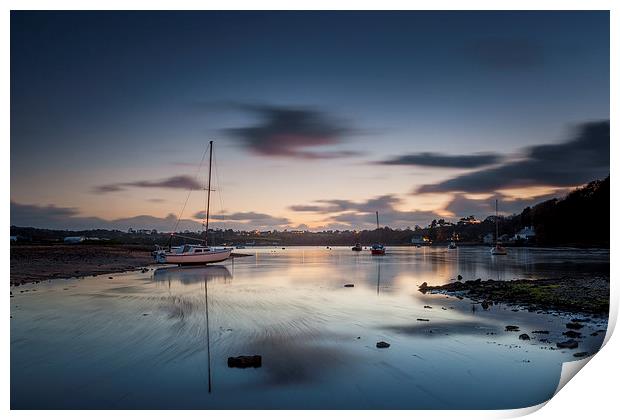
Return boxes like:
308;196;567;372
376;260;382;295
153;265;232;285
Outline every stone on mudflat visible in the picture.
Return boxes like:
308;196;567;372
505;325;520;332
376;341;391;349
228;355;262;368
519;334;531;340
556;339;579;349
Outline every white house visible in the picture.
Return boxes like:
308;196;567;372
64;236;85;244
513;226;536;241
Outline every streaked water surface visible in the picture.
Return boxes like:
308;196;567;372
11;246;609;409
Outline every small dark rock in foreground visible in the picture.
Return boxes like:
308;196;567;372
563;330;582;338
505;325;520;332
344;284;355;288
566;322;584;330
228;355;262;368
557;339;579;349
573;352;589;358
417;318;430;322
519;334;530;340
376;341;391;348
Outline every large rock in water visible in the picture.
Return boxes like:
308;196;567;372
228;355;262;368
556;339;579;349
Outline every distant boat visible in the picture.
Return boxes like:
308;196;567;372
371;243;386;255
448;232;457;250
371;211;386;255
154;141;232;265
352;243;363;251
491;199;508;256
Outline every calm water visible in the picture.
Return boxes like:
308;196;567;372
11;246;609;409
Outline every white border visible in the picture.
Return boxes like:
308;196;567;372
3;2;617;420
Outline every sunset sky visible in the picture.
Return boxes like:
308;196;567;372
10;11;610;231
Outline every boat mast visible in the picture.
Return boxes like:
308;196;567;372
495;199;499;244
376;211;380;230
205;141;213;247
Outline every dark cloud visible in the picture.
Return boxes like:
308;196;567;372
95;175;202;194
290;194;440;228
11;202;292;231
290;194;402;214
10;201;202;231
376;152;501;168
193;210;290;225
417;120;609;194
444;190;569;219
226;104;358;159
468;37;545;71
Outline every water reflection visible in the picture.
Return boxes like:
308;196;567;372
10;246;608;409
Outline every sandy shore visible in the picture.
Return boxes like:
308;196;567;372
10;244;154;285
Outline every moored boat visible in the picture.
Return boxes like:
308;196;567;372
154;141;232;266
371;243;386;255
352;243;363;251
490;199;508;256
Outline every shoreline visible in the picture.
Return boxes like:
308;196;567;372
10;244;154;285
10;244;253;285
418;276;609;316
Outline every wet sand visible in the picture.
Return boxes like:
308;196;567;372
10;244;153;285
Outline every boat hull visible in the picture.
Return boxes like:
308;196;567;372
159;249;232;265
371;249;386;255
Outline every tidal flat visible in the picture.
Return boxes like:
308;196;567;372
11;246;609;409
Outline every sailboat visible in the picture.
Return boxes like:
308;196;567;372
490;199;508;256
370;211;386;255
154;141;232;265
448;232;457;250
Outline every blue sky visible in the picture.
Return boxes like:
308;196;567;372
10;11;609;231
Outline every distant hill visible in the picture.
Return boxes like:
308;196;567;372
517;176;609;246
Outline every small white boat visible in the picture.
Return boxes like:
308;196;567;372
491;244;507;255
155;245;231;265
490;199;508;256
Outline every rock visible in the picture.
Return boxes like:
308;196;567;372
590;332;599;336
228;355;262;368
141;268;149;273
457;275;463;280
571;318;590;323
481;301;490;310
376;341;390;348
344;284;355;288
505;325;520;332
417;318;430;322
566;322;584;330
108;277;113;279
563;330;582;338
556;339;579;349
424;305;432;309
573;352;589;358
532;330;549;334
519;334;531;340
419;282;428;293
356;336;361;339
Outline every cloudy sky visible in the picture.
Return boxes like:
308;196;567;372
11;11;609;231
